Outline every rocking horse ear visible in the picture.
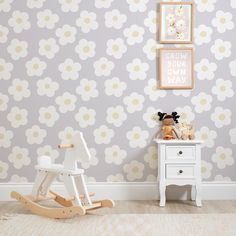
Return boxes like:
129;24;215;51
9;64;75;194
172;111;180;124
158;112;166;121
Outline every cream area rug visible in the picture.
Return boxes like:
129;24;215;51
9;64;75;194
1;214;236;236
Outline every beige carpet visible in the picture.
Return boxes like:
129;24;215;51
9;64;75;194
1;213;236;236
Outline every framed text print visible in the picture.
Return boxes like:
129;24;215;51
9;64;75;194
159;48;194;89
159;2;194;44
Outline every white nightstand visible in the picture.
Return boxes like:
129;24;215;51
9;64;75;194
154;139;204;207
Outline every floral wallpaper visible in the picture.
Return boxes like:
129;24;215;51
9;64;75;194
0;0;235;183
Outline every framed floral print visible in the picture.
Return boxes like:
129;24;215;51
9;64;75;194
159;47;194;89
159;2;194;44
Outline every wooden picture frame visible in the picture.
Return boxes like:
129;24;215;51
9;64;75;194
159;47;194;89
159;2;194;44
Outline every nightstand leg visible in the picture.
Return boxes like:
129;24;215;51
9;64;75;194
191;185;196;201
195;184;202;207
159;183;166;207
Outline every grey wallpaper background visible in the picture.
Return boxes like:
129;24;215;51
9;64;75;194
0;0;236;183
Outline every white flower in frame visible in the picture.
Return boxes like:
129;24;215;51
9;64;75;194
126;126;149;148
106;38;127;59
104;77;127;97
25;57;47;77
194;58;217;80
144;10;158;34
37;77;59;97
143;39;163;60
212;11;234;33
127;0;148;12
37;9;59;29
56;24;77;46
194;24;213;45
0;0;13;12
211;107;231;129
123;160;144;181
58;126;77;143
0;126;13;148
212;146;234;169
75;39;96;60
144;145;158;169
93;125;114;145
76;11;98;33
58;0;80;12
95;0;113;8
106;105;127;127
229;59;236;77
195;0;216;12
212;78;234;101
176;19;186;31
7;106;28;128
0;161;9;179
10;174;28;182
105;145;127;165
8;11;30;33
93;57;114;77
175;106;195;123
201;160;212;180
78;148;98;169
146;174;156;182
37;145;59;162
123;92;145;113
8;78;31;101
8;146;30;169
104;9;127;29
191;92;212;113
175;5;184;16
25;125;46;145
0;92;9;111
0;25;9;43
39;106;59;127
27;0;46;9
214;175;231;182
7;39;28;60
211;39;231;60
55;92;77;113
38;38;59;59
195;126;217;148
127;58;149;80
0;58;13;81
107;173;125;182
76;78;98;101
229;128;236;144
58;58;81;80
166;14;175;24
144;78;166;101
75;106;96;128
172;90;191;97
143;107;159;128
123;24;145;45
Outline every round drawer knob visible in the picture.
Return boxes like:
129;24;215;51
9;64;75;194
179;170;183;174
178;151;183;155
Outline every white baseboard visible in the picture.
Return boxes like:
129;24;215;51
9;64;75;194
0;182;236;201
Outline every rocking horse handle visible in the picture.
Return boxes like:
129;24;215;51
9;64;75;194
58;144;74;149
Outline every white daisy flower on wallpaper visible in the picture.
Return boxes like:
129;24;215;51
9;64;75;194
212;11;234;33
76;78;98;101
0;161;9;179
229;59;236;76
105;145;127;165
58;58;81;80
123;160;144;181
75;39;96;60
8;78;31;101
93;125;114;145
8;146;30;169
194;24;213;45
76;11;98;33
107;173;125;182
0;58;13;80
104;77;127;97
123;24;145;45
211;107;231;128
25;57;47;77
93;57;114;77
0;0;13;12
0;126;13;148
127;58;149;80
0;25;9;43
142;107;159;128
7;39;28;60
25;125;46;145
175;106;195;123
201;160;212;180
229;128;236;144
27;0;46;9
106;38;127;59
195;58;217;80
146;174;156;182
37;145;59;162
127;0;148;12
38;38;59;59
55;92;77;113
123;92;145;113
95;0;113;8
37;9;59;29
10;174;28;182
56;24;77;46
8;11;30;33
211;39;231;60
144;145;158;169
0;93;9;111
126;126;149;148
58;126;77;143
191;92;212;113
214;175;231;182
106;105;127;127
212;146;234;169
39;106;59;127
195;126;217;148
75;106;96;128
143;39;163;60
104;9;127;29
144;79;167;101
37;77;59;97
144;11;158;34
7;106;28;128
195;0;216;12
58;0;80;12
78;148;98;169
172;90;191;97
212;78;234;101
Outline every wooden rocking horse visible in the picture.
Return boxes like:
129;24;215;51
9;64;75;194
11;132;115;219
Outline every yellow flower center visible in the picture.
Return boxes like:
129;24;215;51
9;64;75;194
15;46;22;52
83;114;90;120
15;114;22;121
219;114;225;120
44;112;51;119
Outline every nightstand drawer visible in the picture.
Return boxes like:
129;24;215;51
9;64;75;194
166;146;195;160
166;164;195;179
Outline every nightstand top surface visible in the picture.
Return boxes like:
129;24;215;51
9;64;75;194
154;139;204;144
